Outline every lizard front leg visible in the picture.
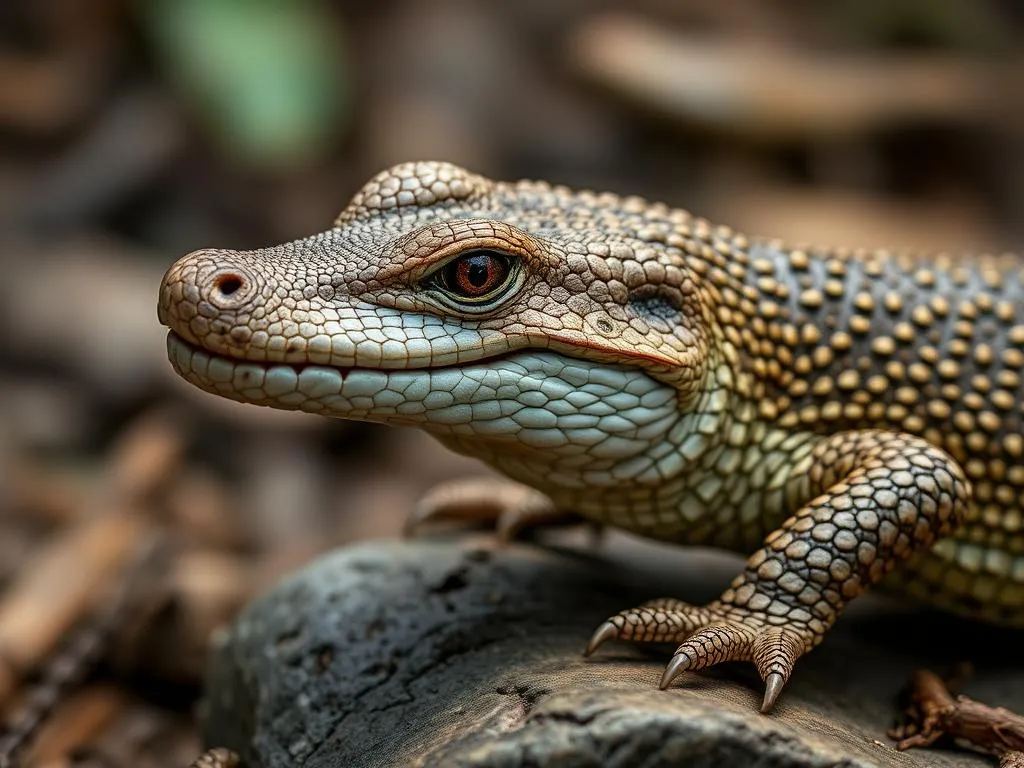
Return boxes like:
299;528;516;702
586;430;969;712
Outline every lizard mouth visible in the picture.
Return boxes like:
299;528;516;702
164;330;543;418
166;330;422;417
167;331;356;377
165;330;529;379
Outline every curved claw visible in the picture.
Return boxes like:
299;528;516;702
658;652;691;690
584;621;618;656
760;672;785;713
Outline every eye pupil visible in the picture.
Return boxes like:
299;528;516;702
466;260;490;287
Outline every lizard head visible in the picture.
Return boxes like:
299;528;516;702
158;161;726;493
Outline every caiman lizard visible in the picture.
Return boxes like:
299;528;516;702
158;161;1024;712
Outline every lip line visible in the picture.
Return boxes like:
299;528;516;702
166;330;534;377
168;331;366;376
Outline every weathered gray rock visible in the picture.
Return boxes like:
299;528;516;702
200;534;1023;767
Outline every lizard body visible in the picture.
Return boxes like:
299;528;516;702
158;161;1024;710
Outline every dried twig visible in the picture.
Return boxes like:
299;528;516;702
0;535;166;768
891;669;1024;765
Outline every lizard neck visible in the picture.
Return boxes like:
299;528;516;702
430;342;800;551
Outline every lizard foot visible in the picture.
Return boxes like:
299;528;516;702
585;597;814;713
404;478;592;542
585;431;969;713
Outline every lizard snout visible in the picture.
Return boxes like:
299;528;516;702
158;249;262;349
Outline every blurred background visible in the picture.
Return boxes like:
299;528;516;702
0;0;1021;763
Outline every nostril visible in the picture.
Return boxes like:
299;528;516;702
214;273;244;298
204;265;255;309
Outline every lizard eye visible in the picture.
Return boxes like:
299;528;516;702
428;250;521;309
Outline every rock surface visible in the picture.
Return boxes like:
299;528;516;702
200;534;1024;767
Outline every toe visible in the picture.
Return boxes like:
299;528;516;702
586;602;714;650
752;628;805;712
659;622;756;688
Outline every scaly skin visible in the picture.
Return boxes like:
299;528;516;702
157;161;1024;712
